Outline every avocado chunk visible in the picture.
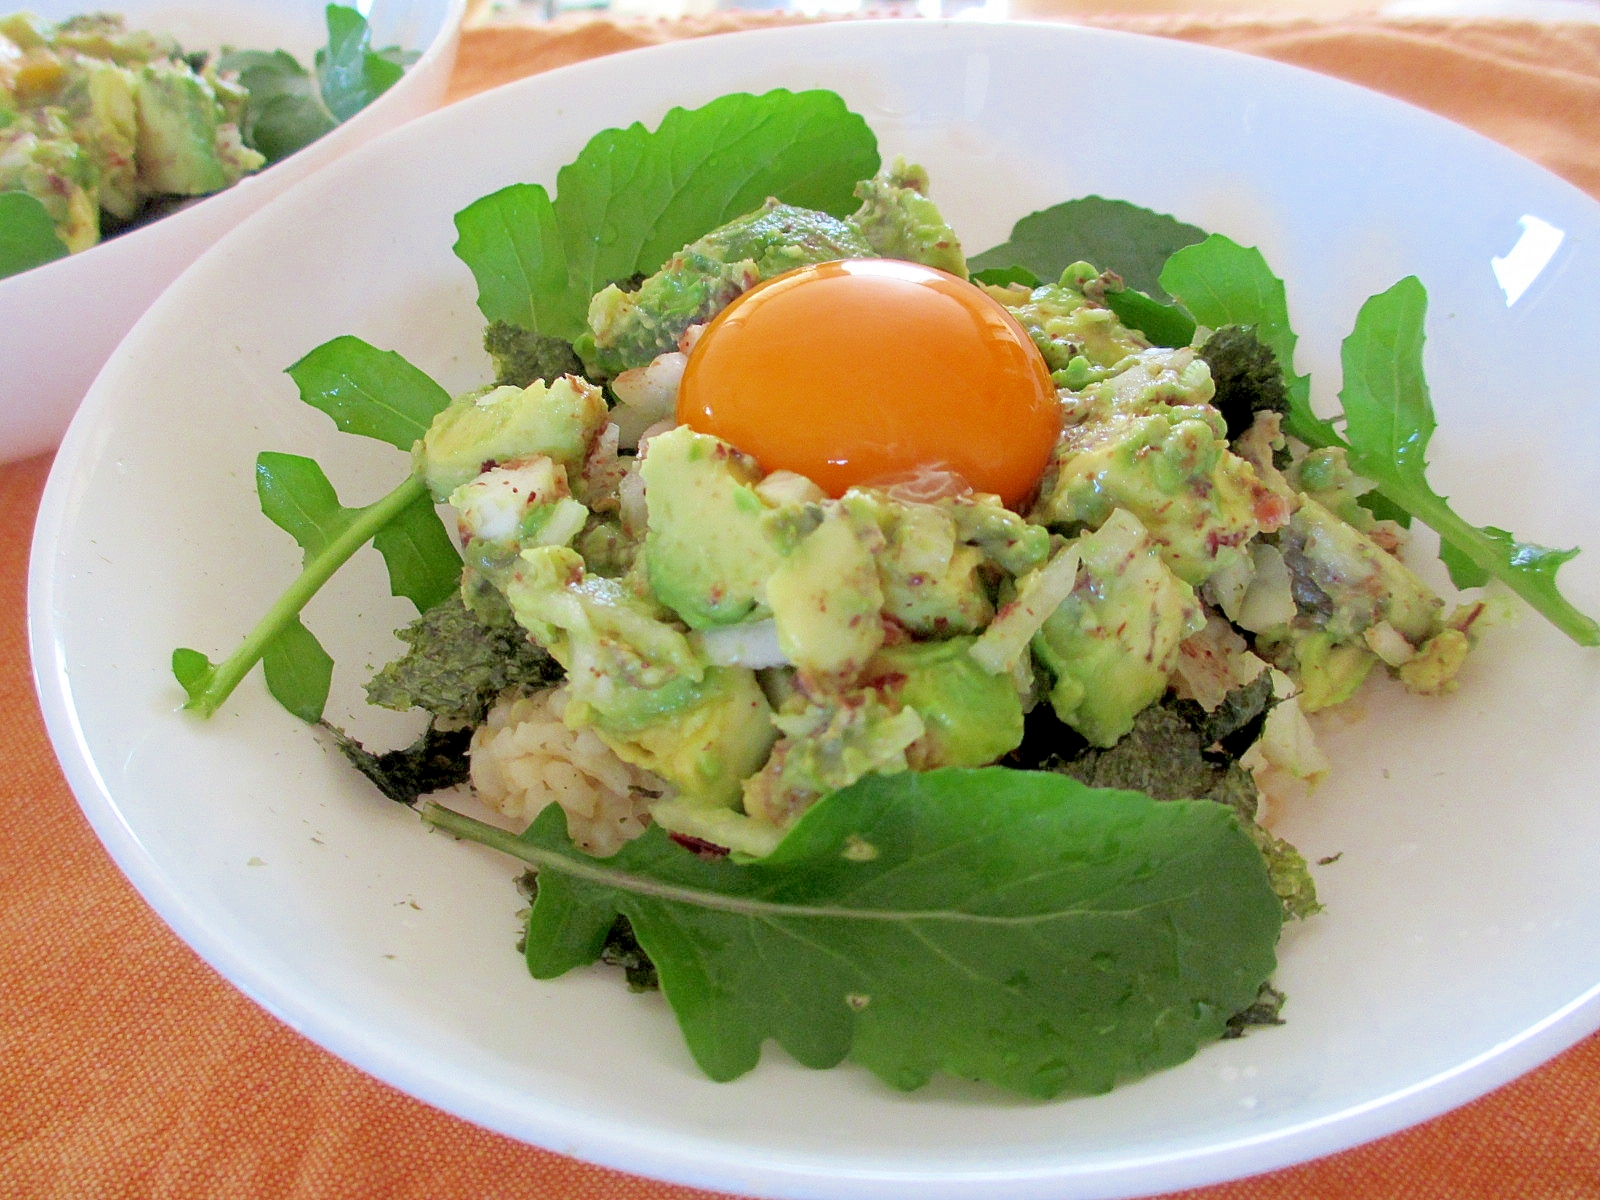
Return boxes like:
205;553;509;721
416;376;608;502
850;490;993;636
1033;349;1282;586
579;198;874;377
72;59;140;219
577;665;776;808
1289;445;1379;531
1277;496;1443;645
0;112;99;250
868;637;1024;768
133;60;263;196
503;544;703;713
640;425;785;629
1284;629;1378;713
767;493;886;683
847;156;966;279
944;493;1052;576
742;688;924;830
1033;508;1204;747
48;13;179;66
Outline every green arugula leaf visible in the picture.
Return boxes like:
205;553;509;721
1336;278;1599;645
262;616;334;722
222;5;410;163
218;48;337;163
287;335;454;450
316;3;405;124
969;197;1206;300
370;487;462;612
452;90;879;343
453;185;568;334
558;90;877;291
1159;234;1333;449
257;452;460;611
422;767;1283;1098
245;452;459;717
1104;286;1197;349
0;191;70;280
257;450;360;562
175;464;443;719
176;331;460;720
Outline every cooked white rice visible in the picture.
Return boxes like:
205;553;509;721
470;686;665;857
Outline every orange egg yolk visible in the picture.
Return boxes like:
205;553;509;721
675;258;1060;510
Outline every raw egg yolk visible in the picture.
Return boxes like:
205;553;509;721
675;258;1060;510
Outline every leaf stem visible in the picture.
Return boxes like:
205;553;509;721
418;801;1146;925
1377;478;1600;647
184;473;429;716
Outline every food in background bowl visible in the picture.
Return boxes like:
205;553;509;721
0;0;463;465
0;6;416;279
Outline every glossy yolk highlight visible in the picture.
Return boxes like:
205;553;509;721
675;259;1060;509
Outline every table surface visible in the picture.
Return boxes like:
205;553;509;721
5;12;1600;1199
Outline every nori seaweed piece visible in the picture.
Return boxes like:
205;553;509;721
1223;981;1287;1038
484;320;584;389
324;721;473;806
1171;671;1277;762
366;590;562;726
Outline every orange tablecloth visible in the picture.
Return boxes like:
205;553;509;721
6;14;1600;1198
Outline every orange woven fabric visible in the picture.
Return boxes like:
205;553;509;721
5;15;1600;1199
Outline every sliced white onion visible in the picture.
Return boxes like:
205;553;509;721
694;619;790;669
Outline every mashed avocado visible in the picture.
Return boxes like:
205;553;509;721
407;160;1461;864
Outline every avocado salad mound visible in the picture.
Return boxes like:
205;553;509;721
173;89;1598;1100
0;6;416;280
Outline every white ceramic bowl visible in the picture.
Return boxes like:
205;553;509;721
29;19;1600;1200
0;0;465;464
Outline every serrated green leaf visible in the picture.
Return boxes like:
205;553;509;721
370;487;462;611
969;197;1206;300
1105;287;1197;349
559;90;876;289
316;3;403;123
1337;279;1598;645
174;472;433;719
1159;235;1333;449
453;184;568;334
1340;275;1432;474
223;5;405;164
969;264;1040;288
426;768;1283;1097
218;48;336;163
1357;488;1412;529
453;89;879;344
257;452;358;564
0;190;70;280
287;335;453;450
262;616;333;721
256;451;459;612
